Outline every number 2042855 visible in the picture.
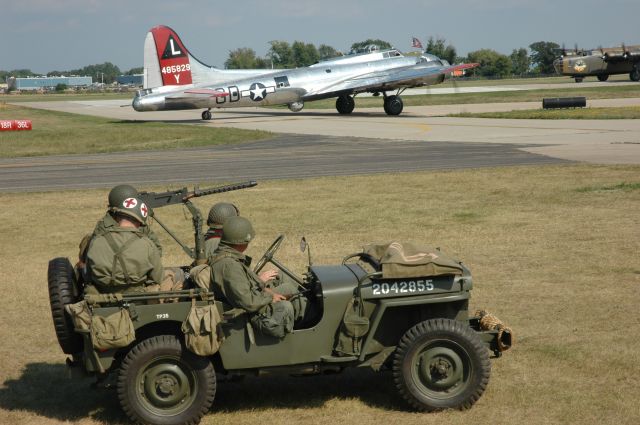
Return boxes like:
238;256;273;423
371;279;434;296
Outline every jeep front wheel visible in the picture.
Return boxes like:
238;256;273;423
392;318;490;411
117;335;216;425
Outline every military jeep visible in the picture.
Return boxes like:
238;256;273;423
48;183;512;425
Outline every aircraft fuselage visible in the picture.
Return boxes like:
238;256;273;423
133;56;445;112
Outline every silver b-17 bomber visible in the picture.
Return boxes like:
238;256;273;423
133;25;478;120
553;43;640;83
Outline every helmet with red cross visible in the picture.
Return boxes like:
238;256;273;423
114;197;149;225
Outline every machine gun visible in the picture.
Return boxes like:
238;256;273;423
138;180;257;263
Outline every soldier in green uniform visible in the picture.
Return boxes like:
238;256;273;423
77;184;162;272
86;196;163;295
204;202;239;258
209;216;308;338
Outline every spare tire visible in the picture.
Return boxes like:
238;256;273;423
47;257;83;354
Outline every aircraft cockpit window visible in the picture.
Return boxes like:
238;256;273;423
274;76;290;88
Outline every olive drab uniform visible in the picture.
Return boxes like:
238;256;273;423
86;226;164;294
209;244;307;338
79;212;163;261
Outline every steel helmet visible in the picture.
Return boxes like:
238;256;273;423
207;202;239;228
108;184;139;209
221;216;255;245
115;197;149;225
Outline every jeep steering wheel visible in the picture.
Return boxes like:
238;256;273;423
254;234;285;273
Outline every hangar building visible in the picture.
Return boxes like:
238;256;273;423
7;76;92;91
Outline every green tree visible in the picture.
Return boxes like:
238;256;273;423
74;62;121;84
8;69;36;78
510;48;530;76
318;44;340;60
467;49;512;77
55;83;68;92
350;39;392;53
268;41;293;68
529;41;559;74
225;48;262;69
292;41;319;67
125;67;143;75
425;37;457;64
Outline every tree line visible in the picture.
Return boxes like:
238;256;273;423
225;37;560;78
1;39;560;83
0;63;143;85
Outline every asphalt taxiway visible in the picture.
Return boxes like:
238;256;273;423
2;96;639;191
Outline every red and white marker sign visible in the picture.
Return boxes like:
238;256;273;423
0;120;32;131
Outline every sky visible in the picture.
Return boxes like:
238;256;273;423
2;0;639;74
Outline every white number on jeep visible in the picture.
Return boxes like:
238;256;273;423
371;279;434;296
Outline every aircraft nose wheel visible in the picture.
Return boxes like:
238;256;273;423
384;95;403;116
201;110;212;120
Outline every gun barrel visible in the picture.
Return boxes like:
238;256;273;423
139;180;257;209
190;180;258;199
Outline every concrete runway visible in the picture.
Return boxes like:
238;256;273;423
3;96;639;192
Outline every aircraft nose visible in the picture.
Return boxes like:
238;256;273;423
132;97;142;111
552;58;564;74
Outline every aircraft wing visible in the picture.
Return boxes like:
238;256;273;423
304;63;478;98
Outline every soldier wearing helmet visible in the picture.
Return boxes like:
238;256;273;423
77;185;162;272
204;202;239;258
208;216;308;338
85;197;164;294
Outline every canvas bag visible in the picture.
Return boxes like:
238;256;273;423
182;300;224;356
65;300;92;332
334;297;370;356
91;308;136;350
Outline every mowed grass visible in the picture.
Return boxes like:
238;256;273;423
0;103;271;158
450;106;640;119
299;84;640;109
0;164;639;425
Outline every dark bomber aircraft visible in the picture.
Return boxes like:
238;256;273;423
133;25;478;120
553;44;640;82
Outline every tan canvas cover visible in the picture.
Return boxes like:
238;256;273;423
363;242;463;278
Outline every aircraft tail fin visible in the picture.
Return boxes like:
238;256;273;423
144;25;217;89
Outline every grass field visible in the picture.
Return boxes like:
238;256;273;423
450;106;640;119
295;84;640;109
0;164;639;425
0;104;271;158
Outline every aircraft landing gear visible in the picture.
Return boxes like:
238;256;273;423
630;65;640;82
383;95;404;116
336;95;355;114
574;77;584;83
201;109;212;120
597;74;609;82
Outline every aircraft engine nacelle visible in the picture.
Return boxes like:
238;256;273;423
288;102;304;112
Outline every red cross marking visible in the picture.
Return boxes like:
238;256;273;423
140;203;148;217
123;198;138;208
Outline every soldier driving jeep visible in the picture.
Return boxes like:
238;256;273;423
208;216;311;338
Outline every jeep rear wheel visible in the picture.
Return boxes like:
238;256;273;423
117;335;216;425
47;257;83;354
392;318;490;411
